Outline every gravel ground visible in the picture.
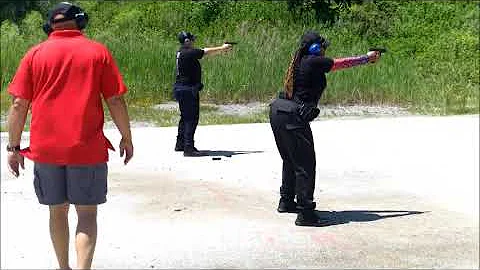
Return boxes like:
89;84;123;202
102;102;412;129
1;103;411;130
153;102;411;117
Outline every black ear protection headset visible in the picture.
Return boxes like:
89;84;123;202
43;2;89;35
178;31;195;44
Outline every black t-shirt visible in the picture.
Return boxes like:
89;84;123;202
293;55;334;105
175;47;205;85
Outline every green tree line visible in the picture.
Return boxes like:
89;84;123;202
1;1;479;114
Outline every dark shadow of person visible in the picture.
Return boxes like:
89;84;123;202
307;210;427;227
192;150;264;157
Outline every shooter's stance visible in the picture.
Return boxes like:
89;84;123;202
173;32;232;156
269;31;381;226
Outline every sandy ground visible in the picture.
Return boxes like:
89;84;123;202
1;115;479;269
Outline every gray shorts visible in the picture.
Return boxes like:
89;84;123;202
33;162;108;205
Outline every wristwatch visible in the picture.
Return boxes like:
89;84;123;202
6;145;21;152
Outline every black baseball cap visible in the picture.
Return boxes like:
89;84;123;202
47;2;85;23
178;31;195;44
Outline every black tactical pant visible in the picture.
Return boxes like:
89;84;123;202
269;98;316;210
174;89;200;149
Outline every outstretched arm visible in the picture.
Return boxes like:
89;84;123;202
331;51;380;72
203;43;232;56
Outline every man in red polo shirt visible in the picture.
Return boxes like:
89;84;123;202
6;2;133;269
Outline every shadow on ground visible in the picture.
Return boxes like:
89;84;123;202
195;150;264;157
313;210;426;227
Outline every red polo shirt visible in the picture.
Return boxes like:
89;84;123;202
8;30;127;165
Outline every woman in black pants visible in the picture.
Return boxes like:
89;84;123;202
270;31;381;226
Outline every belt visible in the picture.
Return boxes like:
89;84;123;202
292;95;316;108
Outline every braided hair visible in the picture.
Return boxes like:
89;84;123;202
283;46;307;99
283;31;328;99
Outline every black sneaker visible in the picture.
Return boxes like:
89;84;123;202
277;199;299;213
295;210;334;227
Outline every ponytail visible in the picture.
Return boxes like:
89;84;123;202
283;50;299;99
283;46;306;99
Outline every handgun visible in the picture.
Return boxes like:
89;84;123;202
369;47;387;53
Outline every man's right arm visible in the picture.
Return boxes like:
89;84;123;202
330;51;381;72
203;43;232;56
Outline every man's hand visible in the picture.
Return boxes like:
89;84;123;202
119;137;133;165
7;152;24;177
367;50;381;63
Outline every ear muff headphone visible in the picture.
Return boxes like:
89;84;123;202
74;11;88;30
42;22;53;35
308;43;322;55
43;3;89;35
178;31;195;44
307;38;330;55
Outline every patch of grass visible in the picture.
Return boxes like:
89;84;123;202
200;108;269;125
199;103;220;113
2;2;479;115
113;104;269;127
0;96;268;132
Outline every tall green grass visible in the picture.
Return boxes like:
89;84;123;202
1;1;478;115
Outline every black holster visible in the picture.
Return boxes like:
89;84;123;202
284;95;320;122
277;91;319;122
297;103;320;122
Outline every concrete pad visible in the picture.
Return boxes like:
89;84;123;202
1;115;479;268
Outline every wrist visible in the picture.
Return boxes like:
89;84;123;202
361;54;369;64
6;144;21;153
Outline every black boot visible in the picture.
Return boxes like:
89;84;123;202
175;141;184;151
277;198;299;213
175;135;185;151
295;209;333;227
176;140;199;152
183;146;202;157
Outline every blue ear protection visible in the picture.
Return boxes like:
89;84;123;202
307;37;330;55
308;43;322;55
